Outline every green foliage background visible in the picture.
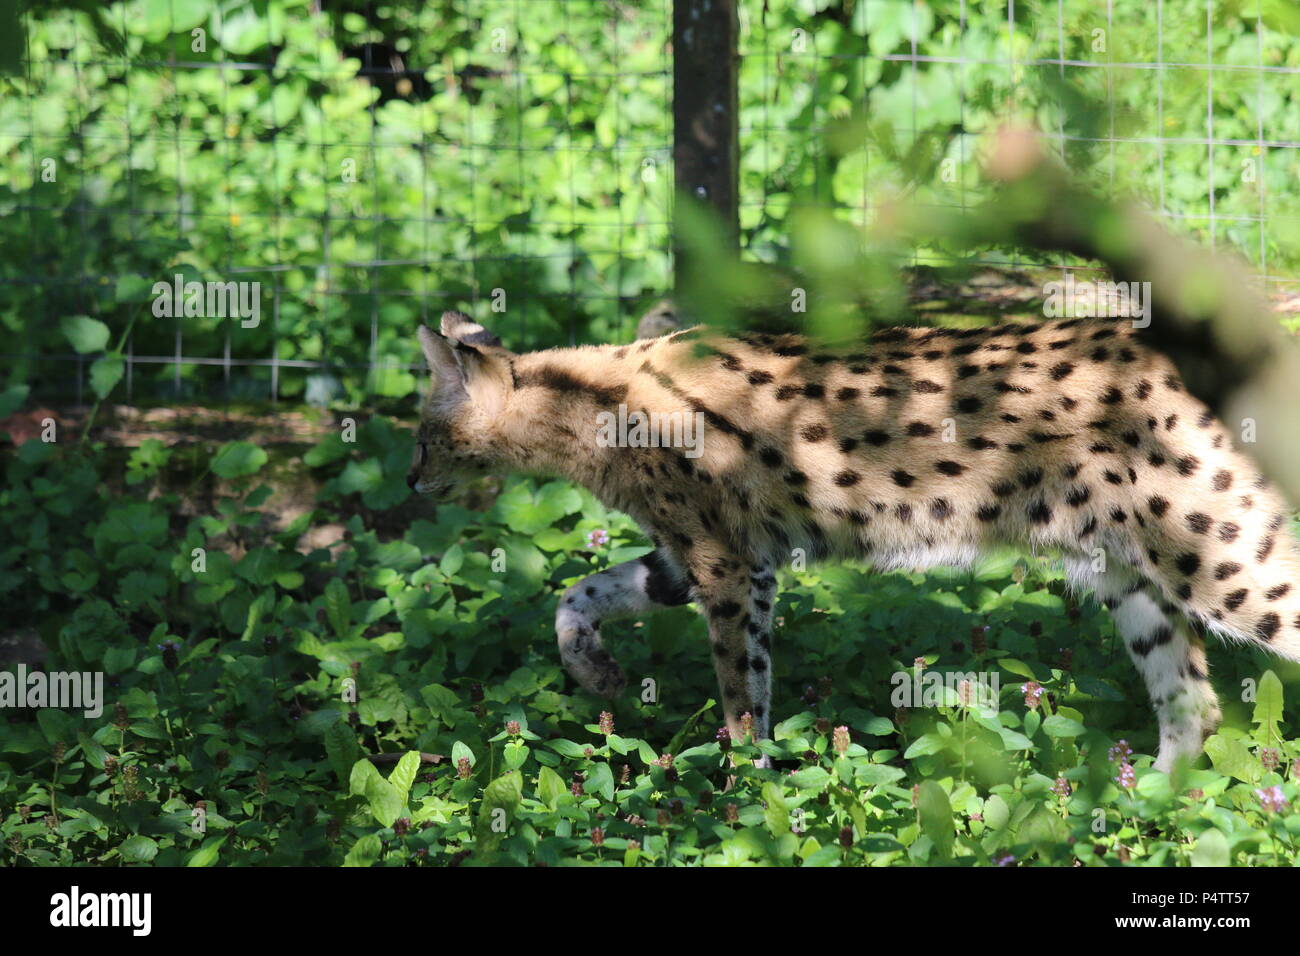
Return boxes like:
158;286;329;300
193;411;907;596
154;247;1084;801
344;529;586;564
3;0;1297;402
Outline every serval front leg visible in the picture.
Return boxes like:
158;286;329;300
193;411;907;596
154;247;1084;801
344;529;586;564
556;549;690;698
691;547;778;767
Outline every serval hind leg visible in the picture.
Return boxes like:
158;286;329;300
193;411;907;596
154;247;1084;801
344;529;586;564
555;549;690;698
1063;555;1221;773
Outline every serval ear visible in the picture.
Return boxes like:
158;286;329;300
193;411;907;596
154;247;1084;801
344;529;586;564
440;310;503;349
421;316;512;417
417;324;460;383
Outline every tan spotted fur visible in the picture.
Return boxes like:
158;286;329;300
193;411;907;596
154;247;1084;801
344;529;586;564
411;311;1300;771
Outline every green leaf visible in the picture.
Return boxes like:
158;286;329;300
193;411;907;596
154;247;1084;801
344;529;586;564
762;781;790;836
903;733;945;758
61;315;110;353
343;834;383;868
1202;734;1262;784
665;698;716;757
119;834;159;863
787;766;832;789
1191;828;1230;867
77;732;109;770
1252;670;1284;745
365;774;404;828
324;577;351;638
982;794;1010;831
1041;715;1086;738
210;441;268;479
388;751;421;801
476;771;523;853
89;355;125;398
916;781;953;860
324;720;360;786
186;836;227;867
537;766;566;810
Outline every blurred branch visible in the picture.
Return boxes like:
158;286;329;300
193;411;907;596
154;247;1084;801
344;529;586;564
914;127;1300;504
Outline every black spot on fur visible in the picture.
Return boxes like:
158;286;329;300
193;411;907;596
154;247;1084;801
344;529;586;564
1175;553;1201;577
1213;562;1242;581
891;470;916;488
1186;513;1212;534
935;460;965;477
1257;612;1282;641
1148;496;1170;518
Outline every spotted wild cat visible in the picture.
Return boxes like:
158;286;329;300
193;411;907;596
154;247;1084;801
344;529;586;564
408;310;1300;771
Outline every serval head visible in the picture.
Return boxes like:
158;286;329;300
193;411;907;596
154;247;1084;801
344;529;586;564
408;311;514;499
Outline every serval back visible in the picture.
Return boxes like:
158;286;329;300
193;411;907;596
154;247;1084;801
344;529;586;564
410;310;1300;771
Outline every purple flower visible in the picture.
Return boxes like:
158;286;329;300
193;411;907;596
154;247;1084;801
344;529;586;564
1115;762;1136;789
1108;740;1133;763
995;854;1016;867
1255;785;1288;814
1021;681;1044;710
586;528;609;549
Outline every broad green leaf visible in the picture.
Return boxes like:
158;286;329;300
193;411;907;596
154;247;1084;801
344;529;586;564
343;834;382;868
1191;828;1230;867
210;441;268;479
387;751;421;801
1252;670;1284;745
119;834;158;863
916;781;953;860
1041;715;1086;738
325;720;360;786
89;355;124;398
762;781;790;836
61;315;110;353
1203;734;1263;784
476;771;523;853
186;836;227;867
537;766;566;810
324;577;351;638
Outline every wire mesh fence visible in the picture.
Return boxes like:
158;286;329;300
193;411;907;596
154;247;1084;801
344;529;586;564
3;0;1297;408
737;1;1300;293
3;0;675;406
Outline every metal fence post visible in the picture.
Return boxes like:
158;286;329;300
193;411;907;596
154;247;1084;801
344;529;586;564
672;0;739;292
